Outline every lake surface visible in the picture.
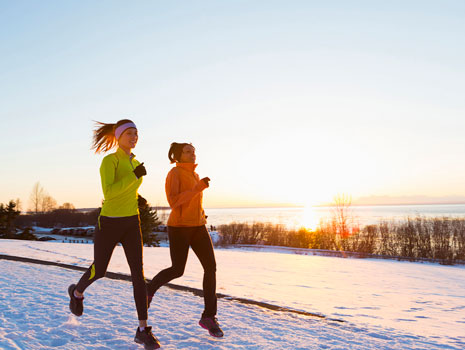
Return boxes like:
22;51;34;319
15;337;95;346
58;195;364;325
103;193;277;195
158;204;465;229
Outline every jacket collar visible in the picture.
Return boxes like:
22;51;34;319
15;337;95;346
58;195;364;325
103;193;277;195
116;147;135;159
176;162;197;172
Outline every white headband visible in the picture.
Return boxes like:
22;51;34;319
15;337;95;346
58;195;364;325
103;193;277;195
115;122;137;140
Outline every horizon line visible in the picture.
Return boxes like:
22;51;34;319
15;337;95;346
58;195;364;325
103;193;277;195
60;201;465;212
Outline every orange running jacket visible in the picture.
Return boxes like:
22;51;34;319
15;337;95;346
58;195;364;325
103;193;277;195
166;162;208;227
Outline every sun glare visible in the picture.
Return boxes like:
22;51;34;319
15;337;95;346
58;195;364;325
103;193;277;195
300;205;320;230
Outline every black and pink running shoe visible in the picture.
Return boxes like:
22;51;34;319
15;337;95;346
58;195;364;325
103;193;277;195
68;284;84;316
134;326;161;349
199;316;224;337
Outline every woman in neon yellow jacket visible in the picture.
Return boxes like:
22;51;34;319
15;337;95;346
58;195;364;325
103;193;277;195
67;119;160;349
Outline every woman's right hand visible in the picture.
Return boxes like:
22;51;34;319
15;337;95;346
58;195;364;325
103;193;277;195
134;162;147;179
194;177;210;192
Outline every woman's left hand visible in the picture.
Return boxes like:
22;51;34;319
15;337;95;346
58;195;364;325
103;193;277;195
201;177;211;187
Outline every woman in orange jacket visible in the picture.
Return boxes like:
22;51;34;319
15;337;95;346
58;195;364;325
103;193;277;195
147;142;223;337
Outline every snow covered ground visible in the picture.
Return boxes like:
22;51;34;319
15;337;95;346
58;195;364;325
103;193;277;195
0;239;464;349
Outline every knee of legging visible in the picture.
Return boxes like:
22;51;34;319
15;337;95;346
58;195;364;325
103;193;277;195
93;271;106;280
89;263;106;280
171;266;185;278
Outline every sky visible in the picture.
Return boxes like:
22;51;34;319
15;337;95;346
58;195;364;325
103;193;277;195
1;0;465;210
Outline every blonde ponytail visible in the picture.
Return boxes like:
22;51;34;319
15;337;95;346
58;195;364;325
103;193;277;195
92;119;134;153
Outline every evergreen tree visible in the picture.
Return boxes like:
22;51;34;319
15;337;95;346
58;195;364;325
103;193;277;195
138;195;161;247
0;200;21;238
16;227;37;241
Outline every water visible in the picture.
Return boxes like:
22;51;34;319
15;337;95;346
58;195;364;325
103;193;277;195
158;204;465;229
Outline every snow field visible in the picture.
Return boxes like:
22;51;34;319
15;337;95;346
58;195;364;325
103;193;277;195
0;260;458;350
0;239;464;349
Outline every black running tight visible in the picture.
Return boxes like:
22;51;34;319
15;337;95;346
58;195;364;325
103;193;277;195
75;215;147;320
147;225;217;317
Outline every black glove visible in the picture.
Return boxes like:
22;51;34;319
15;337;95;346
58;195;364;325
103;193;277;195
201;177;211;187
138;195;147;208
134;162;147;179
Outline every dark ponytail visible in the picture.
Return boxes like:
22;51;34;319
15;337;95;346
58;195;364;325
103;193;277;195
92;119;134;153
168;142;192;163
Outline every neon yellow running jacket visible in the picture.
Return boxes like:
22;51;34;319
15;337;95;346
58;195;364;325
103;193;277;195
99;147;142;217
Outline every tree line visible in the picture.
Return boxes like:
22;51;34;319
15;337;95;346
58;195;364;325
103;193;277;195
1;183;161;247
216;195;465;264
216;218;465;264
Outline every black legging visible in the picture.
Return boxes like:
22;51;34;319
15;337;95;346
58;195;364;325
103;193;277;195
76;215;147;320
147;225;217;318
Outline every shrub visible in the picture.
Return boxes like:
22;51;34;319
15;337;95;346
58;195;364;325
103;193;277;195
217;216;465;264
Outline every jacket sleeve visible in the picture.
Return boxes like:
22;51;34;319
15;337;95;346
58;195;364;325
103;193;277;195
165;169;207;209
100;156;138;200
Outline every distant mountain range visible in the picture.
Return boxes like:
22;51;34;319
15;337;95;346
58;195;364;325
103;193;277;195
352;195;465;206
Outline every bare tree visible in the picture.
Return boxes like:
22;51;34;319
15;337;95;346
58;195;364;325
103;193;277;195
15;198;22;212
29;182;57;213
330;193;357;252
41;195;57;213
59;202;75;210
30;182;44;213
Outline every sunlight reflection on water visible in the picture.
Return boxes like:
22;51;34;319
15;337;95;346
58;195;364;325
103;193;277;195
157;204;465;229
